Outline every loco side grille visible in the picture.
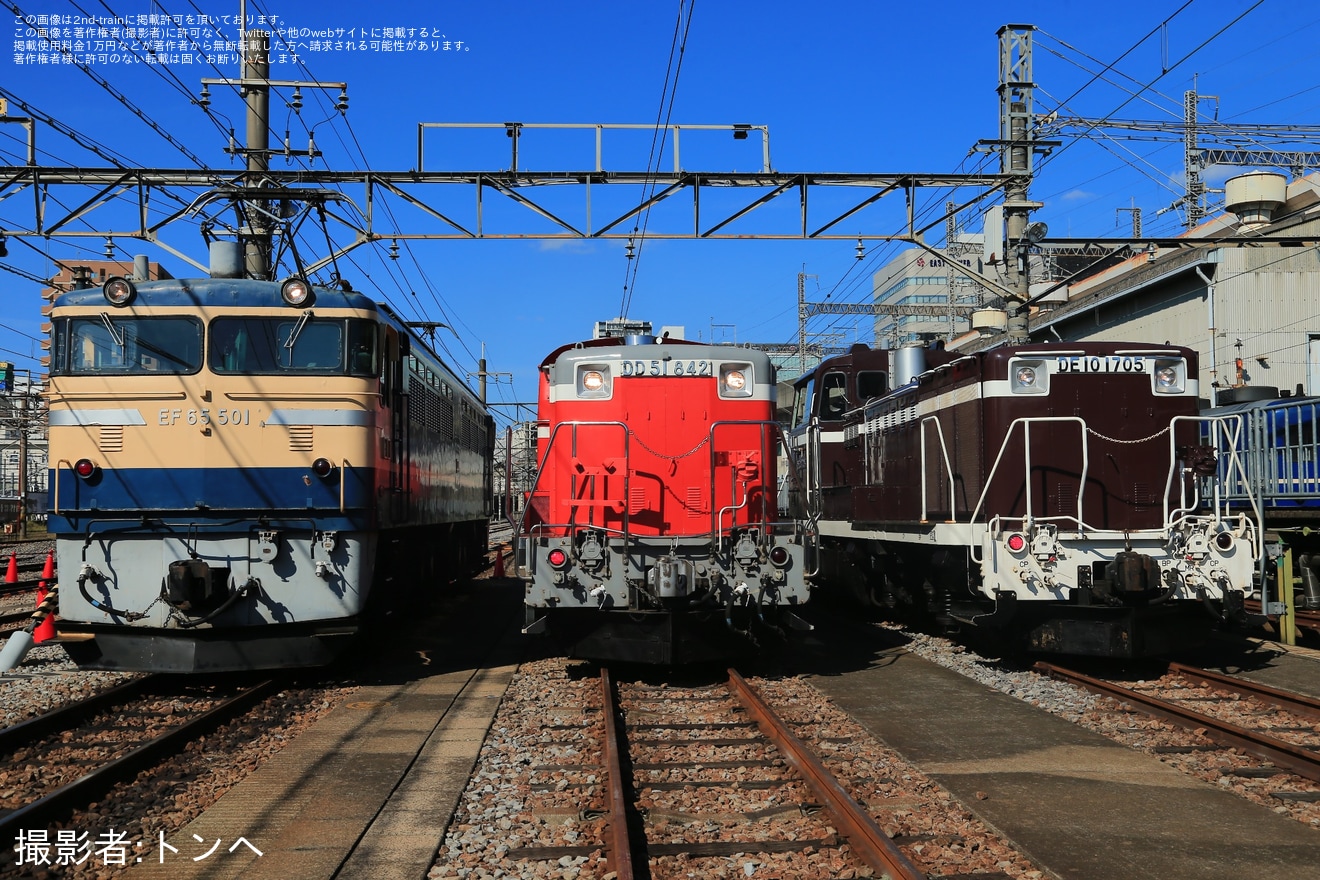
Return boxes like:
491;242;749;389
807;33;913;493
98;425;124;453
288;425;314;452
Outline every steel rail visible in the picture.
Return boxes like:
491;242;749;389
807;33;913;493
725;668;927;880
599;668;636;880
1034;662;1320;783
0;609;33;629
1167;661;1320;722
0;675;157;751
0;680;277;839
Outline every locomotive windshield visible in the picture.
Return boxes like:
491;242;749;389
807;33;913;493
209;317;378;375
55;316;203;375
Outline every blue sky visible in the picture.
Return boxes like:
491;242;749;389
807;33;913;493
2;0;1314;428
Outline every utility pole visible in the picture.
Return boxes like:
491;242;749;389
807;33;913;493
16;388;26;539
1117;202;1142;238
472;343;513;406
243;29;271;278
797;272;816;376
997;24;1043;344
200;32;346;278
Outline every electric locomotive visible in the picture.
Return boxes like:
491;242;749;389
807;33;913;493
46;264;493;672
788;341;1261;657
517;333;810;663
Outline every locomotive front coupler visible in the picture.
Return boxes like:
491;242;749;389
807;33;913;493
171;577;261;629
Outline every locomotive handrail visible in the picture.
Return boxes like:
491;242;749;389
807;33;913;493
1166;414;1261;528
516;420;632;564
708;419;786;550
52;459;73;515
918;416;957;523
806;419;822;521
968;417;1089;531
340;458;349;513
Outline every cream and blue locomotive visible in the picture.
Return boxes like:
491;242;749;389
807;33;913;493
47;265;493;671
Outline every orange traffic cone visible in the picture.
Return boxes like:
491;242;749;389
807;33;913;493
33;586;55;644
493;546;506;578
34;552;55;644
4;554;15;584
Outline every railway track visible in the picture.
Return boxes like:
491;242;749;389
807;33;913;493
0;608;31;631
1035;660;1320;792
1244;598;1320;637
0;675;278;838
593;667;924;879
493;667;929;880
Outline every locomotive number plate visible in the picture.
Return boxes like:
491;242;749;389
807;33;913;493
1054;355;1146;374
619;359;714;378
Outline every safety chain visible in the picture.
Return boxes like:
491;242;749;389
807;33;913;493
1086;426;1171;445
628;431;711;462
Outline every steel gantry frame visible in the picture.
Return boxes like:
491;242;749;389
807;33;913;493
0;164;1011;275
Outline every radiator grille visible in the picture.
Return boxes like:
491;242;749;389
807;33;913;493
686;486;705;517
288;425;314;452
98;425;123;453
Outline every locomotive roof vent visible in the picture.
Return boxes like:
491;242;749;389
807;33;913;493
1224;171;1287;229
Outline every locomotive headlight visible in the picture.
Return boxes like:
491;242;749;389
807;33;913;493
280;276;315;307
1009;359;1048;394
1153;358;1185;394
576;364;611;398
720;363;753;398
74;458;100;479
103;276;136;306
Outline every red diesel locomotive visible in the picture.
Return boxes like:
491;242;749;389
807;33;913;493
787;341;1261;657
517;332;810;663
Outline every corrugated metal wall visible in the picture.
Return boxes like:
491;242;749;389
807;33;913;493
1045;247;1320;401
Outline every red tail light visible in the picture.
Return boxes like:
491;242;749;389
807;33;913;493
547;548;569;569
74;458;100;479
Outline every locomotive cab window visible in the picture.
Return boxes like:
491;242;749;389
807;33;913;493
822;372;848;418
857;371;887;402
58;316;203;375
789;382;807;428
210;317;376;374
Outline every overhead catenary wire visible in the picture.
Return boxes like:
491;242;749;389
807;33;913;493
618;0;696;321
